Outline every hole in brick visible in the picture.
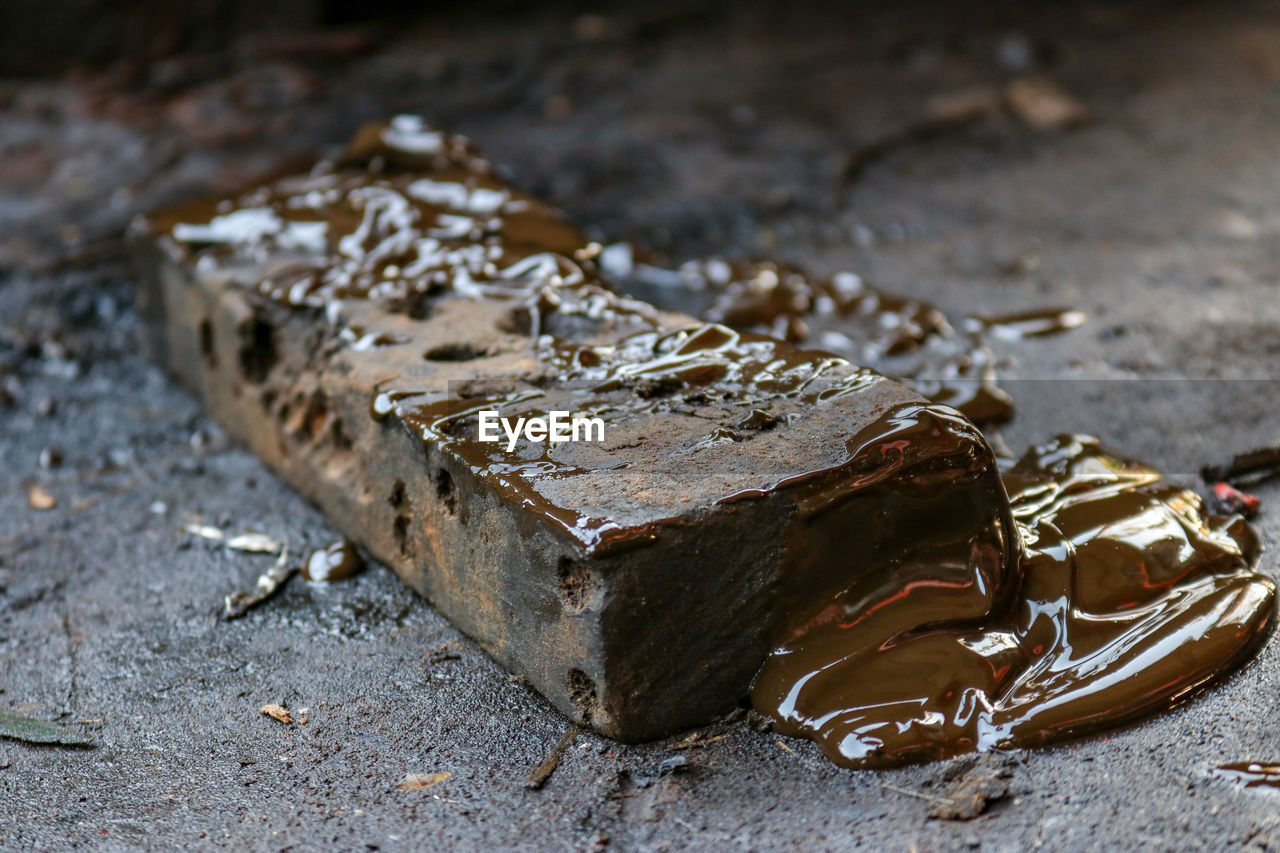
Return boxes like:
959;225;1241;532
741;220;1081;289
436;468;458;516
198;319;216;366
499;306;533;336
330;417;352;450
394;513;410;555
301;393;329;440
557;557;593;612
425;343;488;362
238;316;277;383
567;669;597;718
389;479;406;509
407;296;433;320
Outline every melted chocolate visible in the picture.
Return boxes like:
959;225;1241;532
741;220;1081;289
155;116;896;553
384;326;884;554
151;116;1274;768
1215;762;1280;790
620;258;1083;423
752;422;1275;768
303;539;365;582
153;114;658;343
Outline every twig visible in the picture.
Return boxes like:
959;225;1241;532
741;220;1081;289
525;724;582;790
836;107;994;208
881;782;956;806
1202;445;1280;485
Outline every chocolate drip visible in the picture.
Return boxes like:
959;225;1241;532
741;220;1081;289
1215;762;1280;790
752;423;1274;768
620;258;1054;423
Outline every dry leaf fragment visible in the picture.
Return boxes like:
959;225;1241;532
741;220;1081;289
225;533;283;554
398;771;452;791
1005;78;1090;131
260;704;292;724
0;707;93;746
223;548;296;620
183;523;225;542
25;483;57;510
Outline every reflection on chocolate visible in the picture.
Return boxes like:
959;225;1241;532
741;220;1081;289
752;426;1275;769
1215;762;1280;790
303;539;365;582
156;117;893;554
385;325;885;554
621;258;1068;423
153;116;1273;769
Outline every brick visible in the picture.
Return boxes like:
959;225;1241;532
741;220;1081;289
130;117;1007;739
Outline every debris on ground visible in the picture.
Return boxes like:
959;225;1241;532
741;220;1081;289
745;709;774;732
183;523;227;542
426;642;461;664
838;75;1088;204
1004;77;1091;131
658;754;689;776
225;532;284;554
223;548;296;620
1202;445;1280;485
259;704;292;724
927;756;1013;821
301;539;364;582
0;708;94;746
1209;481;1261;519
837;104;995;203
399;771;452;791
24;483;57;510
183;522;283;554
525;724;582;790
668;729;731;750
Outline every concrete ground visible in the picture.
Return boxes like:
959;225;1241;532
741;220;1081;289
4;1;1280;849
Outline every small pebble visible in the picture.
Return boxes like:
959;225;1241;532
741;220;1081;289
658;754;688;775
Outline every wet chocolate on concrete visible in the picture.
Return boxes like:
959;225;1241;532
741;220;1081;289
135;115;1274;764
1215;762;1280;791
753;428;1274;768
615;256;1083;424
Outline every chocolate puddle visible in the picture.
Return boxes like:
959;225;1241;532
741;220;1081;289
752;425;1274;768
152;116;1275;767
1215;762;1280;790
616;257;1082;424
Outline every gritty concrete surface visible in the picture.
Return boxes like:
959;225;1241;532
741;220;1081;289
4;2;1280;850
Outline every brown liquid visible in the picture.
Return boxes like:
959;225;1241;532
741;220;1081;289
386;325;884;554
302;539;365;582
151;116;1275;767
752;420;1274;768
621;259;1083;424
1215;762;1280;790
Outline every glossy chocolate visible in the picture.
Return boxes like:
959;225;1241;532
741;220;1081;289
752;425;1275;768
1215;762;1280;790
619;258;1082;423
153;116;897;554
